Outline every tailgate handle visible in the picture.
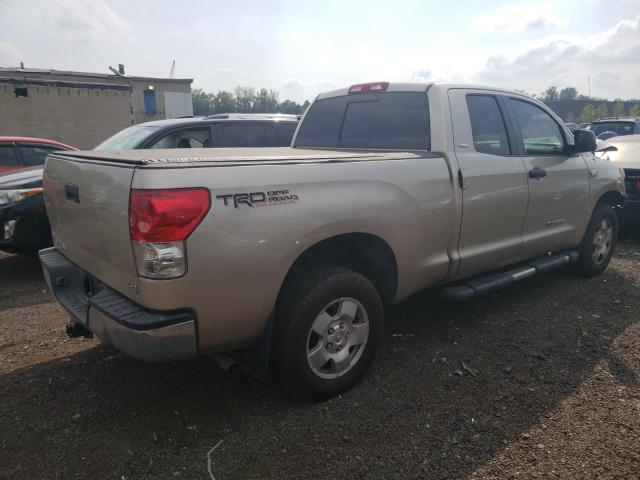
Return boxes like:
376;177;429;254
64;184;80;203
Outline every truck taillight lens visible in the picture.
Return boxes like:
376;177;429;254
129;189;210;279
130;188;211;242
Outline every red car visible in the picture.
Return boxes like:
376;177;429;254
0;136;77;173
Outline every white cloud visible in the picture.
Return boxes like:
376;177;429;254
217;67;235;76
282;78;305;93
0;41;22;65
472;4;565;33
474;15;640;99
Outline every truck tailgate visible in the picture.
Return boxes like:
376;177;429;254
44;155;139;298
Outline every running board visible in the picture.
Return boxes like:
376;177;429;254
442;251;579;302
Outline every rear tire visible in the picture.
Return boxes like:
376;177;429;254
272;266;383;401
577;203;618;277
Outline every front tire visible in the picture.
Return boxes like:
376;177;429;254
272;267;384;400
577;203;618;277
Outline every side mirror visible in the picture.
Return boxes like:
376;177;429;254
568;129;597;154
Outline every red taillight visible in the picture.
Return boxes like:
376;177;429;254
129;188;211;242
348;82;389;94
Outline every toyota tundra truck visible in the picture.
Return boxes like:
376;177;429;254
39;82;625;399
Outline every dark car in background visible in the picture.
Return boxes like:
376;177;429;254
0;136;76;173
589;117;640;140
95;113;300;150
1;138;77;254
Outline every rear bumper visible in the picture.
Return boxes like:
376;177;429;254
38;247;197;362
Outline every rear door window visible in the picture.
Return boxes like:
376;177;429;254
217;125;268;147
295;91;430;149
149;128;212;149
18;145;61;166
0;144;20;172
466;95;511;155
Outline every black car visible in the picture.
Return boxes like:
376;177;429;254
0;167;52;254
95;113;300;150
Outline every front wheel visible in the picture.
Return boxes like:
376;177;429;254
271;267;384;400
577;203;618;277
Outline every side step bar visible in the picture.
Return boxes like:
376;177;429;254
442;251;579;302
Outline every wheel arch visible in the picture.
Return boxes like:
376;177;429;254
279;232;399;306
596;190;625;209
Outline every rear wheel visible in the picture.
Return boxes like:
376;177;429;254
577;203;617;277
272;267;383;400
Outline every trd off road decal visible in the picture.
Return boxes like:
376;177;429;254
216;190;299;208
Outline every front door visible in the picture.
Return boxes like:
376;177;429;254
505;98;590;257
448;89;529;279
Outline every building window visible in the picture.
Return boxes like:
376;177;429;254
14;87;28;97
144;90;157;115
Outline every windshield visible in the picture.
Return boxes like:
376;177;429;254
294;91;430;150
589;122;635;136
95;125;160;150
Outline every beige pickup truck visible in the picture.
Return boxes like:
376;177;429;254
39;82;625;399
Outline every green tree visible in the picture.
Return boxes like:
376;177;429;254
543;86;559;102
234;86;256;113
595;102;609;120
253;88;279;113
580;104;596;123
565;112;576;123
214;91;236;113
191;88;215;115
629;103;640;117
300;100;311;114
559;87;578;101
612;101;625;117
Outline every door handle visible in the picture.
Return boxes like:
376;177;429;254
528;167;547;179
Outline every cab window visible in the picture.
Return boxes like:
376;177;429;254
509;99;564;155
466;95;510;155
150;128;211;149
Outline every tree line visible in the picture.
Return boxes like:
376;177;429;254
192;87;311;116
531;86;640;123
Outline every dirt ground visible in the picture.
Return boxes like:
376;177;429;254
1;235;639;480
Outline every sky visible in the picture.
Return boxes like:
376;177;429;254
0;0;639;102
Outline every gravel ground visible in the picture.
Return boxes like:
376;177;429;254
1;238;639;480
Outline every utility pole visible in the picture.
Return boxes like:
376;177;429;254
587;75;591;99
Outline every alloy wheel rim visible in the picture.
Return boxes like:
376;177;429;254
306;297;369;379
592;218;613;265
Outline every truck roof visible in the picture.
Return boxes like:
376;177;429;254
316;82;532;100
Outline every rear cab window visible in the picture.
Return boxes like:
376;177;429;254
294;91;430;150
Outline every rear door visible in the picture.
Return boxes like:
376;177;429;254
0;142;22;173
505;97;590;256
448;89;529;279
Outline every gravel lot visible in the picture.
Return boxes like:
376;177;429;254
1;237;639;480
